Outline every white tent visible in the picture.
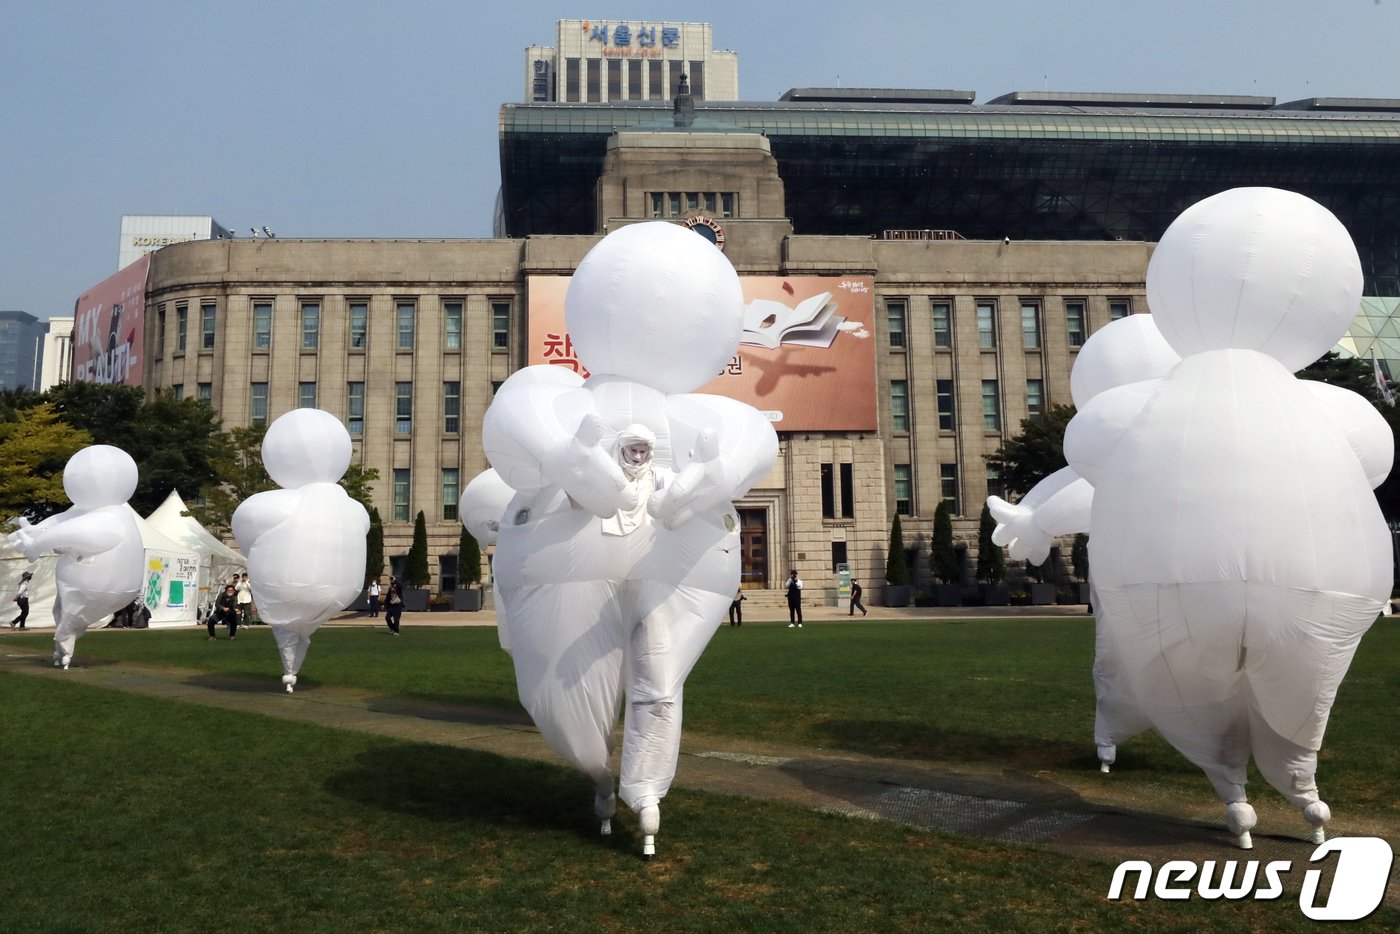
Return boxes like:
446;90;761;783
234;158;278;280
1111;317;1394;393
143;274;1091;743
125;504;201;626
0;538;57;629
146;490;245;617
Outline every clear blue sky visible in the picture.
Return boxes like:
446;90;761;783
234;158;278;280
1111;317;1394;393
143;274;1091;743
3;0;1397;320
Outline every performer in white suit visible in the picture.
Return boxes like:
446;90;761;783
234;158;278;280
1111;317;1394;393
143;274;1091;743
233;409;369;693
7;446;143;670
472;221;778;857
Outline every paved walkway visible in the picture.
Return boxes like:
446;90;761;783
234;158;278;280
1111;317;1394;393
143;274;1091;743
6;623;1397;896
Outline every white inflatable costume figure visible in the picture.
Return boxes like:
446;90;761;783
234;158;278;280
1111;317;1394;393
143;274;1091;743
987;314;1181;773
1064;188;1391;848
6;446;143;669
474;221;778;858
232;409;369;693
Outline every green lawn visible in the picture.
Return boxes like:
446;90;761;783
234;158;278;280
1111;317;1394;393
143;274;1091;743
17;617;1400;817
4;618;1398;930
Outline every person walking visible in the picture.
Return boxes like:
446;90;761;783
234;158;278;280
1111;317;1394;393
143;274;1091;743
367;579;382;618
383;577;404;635
10;571;32;629
849;578;868;617
236;572;254;623
786;570;803;627
728;588;745;626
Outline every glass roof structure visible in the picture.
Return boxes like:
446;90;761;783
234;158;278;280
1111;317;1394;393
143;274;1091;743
499;98;1400;296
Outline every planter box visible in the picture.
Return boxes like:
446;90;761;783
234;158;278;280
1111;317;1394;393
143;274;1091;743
454;588;483;612
882;584;912;607
979;584;1009;606
401;587;430;612
428;602;452;612
1029;583;1058;605
934;584;963;607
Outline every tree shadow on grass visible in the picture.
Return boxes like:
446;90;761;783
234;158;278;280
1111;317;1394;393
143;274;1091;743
323;742;619;844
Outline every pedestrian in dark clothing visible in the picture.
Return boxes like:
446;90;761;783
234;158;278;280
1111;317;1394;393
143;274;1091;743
729;589;745;626
384;578;404;634
10;571;32;629
210;584;240;640
786;570;803;627
849;579;868;616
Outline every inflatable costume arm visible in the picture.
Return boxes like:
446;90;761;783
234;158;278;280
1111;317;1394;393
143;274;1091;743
12;509;124;562
649;394;779;530
1063;380;1163;486
987;467;1093;564
231;489;302;552
1300;381;1394;488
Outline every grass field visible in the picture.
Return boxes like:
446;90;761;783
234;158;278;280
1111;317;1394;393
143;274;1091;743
3;617;1397;931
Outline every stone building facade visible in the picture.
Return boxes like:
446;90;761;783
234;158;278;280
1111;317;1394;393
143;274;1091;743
141;123;1151;602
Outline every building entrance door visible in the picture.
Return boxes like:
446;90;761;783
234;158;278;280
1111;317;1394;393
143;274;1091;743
738;508;768;589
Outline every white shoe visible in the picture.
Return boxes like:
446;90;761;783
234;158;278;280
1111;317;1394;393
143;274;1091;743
639;804;660;858
788;623;795;628
62;655;71;670
797;623;802;627
595;792;616;835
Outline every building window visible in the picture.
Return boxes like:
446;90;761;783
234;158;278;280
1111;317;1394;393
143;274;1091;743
298;382;317;409
936;380;955;431
940;464;960;514
200;301;216;350
301;301;320;350
439;554;458;592
821;463;836;519
840;463;854;519
395;382;413;434
349;301;368;349
443;301;463;351
891;380;909;431
586;58;600;102
689;61;704;99
986;464;1004;500
176;305;188;352
492;301;510;350
1066;301;1087;347
668;60;683;97
894;464;913;516
392;469;410;522
607;59;621;99
886;299;907;348
720;193;734;218
1027;378;1045;417
1109;299;1131;321
253;301;272;350
669;192;681;216
648;59;663;99
932;301;952;348
396;302;415;350
251;383;268;427
347;382;364;436
976;302;997;350
982;380;1001;432
1021;302;1041;350
443;381;460;433
197;382;211;402
157;305;167;355
441;468;459;522
831;541;848;573
172;384;184;401
649;193;664;218
565;58;580;102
